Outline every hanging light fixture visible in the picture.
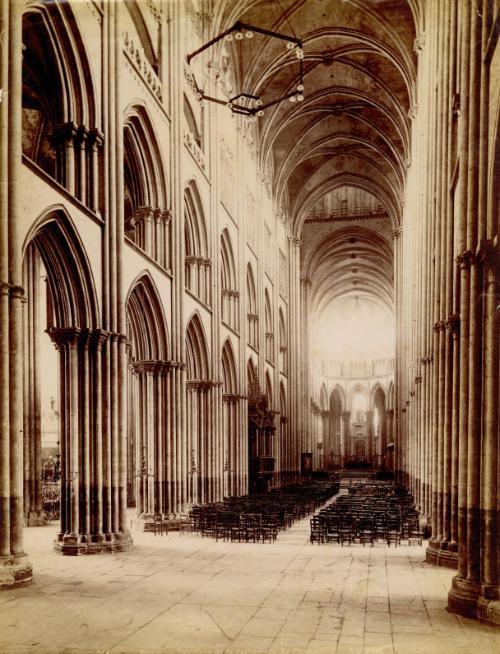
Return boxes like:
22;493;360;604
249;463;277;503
186;21;304;118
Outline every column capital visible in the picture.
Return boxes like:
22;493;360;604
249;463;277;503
445;314;460;334
393;226;403;239
456;249;476;269
0;281;24;298
300;276;312;287
87;128;104;147
433;320;446;332
288;235;301;247
53;121;79;145
341;411;351;420
222;393;246;402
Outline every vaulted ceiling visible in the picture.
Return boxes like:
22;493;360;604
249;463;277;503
210;0;420;361
213;0;420;235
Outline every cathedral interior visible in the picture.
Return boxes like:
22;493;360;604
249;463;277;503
1;0;500;651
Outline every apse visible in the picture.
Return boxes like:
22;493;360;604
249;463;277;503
312;295;394;361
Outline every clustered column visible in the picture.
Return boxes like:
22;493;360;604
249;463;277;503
397;0;500;624
222;394;245;496
287;236;302;477
0;0;33;588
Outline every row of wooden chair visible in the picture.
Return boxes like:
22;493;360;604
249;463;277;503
182;477;341;543
310;482;422;547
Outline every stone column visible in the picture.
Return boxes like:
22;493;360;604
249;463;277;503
0;0;33;588
476;243;499;621
366;410;374;466
288;236;302;476
341;411;351;465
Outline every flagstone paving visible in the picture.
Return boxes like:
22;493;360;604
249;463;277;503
1;509;499;654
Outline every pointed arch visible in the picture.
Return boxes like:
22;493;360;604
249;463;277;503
371;383;387;407
25;209;99;330
123;104;168;221
221;228;237;291
186;313;210;380
184;181;208;258
280;381;287;417
22;3;96;179
246;263;257;314
221;339;238;394
246;264;258;349
330;387;343;413
278;307;288;375
126;273;169;362
264;289;273;333
264;289;274;362
265;370;273;407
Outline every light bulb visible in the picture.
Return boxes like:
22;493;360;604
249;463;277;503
296;49;304;60
297;84;304;92
245;31;253;38
225;33;233;41
226;102;233;109
257;110;264;117
297;94;304;102
289;95;297;103
255;99;263;106
286;41;295;50
235;31;244;40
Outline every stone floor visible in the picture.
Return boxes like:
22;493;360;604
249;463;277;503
1;509;499;654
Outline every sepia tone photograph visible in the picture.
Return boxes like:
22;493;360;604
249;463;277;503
0;0;499;652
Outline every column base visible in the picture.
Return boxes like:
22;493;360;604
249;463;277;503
54;531;133;555
426;539;459;569
447;575;481;619
0;554;33;590
27;510;47;527
477;597;500;626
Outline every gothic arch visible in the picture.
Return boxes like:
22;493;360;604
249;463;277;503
184;181;208;258
126;273;169;362
185;312;210;380
264;289;273;332
24;208;99;330
348;383;369;407
22;3;97;186
265;370;273;407
123;104;168;221
371;383;387;407
221;339;238;394
246;263;257;313
264;289;274;362
278;307;288;374
125;273;170;513
22;209;129;552
221;228;237;291
280;382;287;416
246;264;258;349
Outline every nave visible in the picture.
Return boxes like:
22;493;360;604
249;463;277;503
2;490;499;654
1;0;499;637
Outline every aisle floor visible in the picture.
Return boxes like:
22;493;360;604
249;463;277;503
1;511;499;654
